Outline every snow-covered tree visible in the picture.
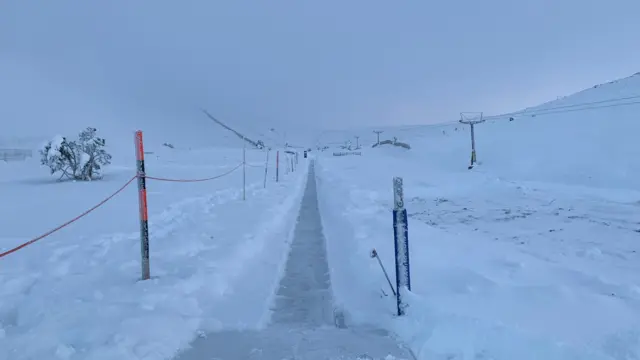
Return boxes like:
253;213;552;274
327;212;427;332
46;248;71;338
40;135;73;179
40;127;112;181
77;127;111;180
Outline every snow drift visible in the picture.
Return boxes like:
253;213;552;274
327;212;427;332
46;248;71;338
316;73;640;359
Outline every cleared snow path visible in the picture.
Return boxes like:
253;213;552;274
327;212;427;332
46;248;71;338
174;162;414;360
269;163;333;328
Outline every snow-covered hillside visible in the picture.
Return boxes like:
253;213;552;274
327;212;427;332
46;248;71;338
369;72;640;189
315;73;640;359
0;56;313;359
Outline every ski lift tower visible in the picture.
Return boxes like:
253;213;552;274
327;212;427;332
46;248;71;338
373;130;383;145
459;112;485;169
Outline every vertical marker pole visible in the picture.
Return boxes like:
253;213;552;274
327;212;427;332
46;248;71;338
263;149;269;188
276;151;280;182
242;138;246;201
285;155;289;174
470;123;476;166
392;177;410;315
135;130;150;281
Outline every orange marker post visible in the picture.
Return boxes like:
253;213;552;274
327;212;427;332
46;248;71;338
135;130;150;280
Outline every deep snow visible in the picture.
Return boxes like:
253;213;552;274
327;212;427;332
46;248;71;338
314;74;640;359
316;151;640;359
0;145;307;360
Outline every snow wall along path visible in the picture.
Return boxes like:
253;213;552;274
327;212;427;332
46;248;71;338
174;161;413;360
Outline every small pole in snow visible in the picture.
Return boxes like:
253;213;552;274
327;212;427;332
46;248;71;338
370;248;396;296
263;149;269;188
134;130;151;281
276;151;280;182
355;136;360;149
242;137;246;200
392;177;410;316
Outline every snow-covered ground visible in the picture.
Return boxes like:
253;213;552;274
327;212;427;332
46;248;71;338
0;143;308;359
2;53;640;359
173;164;413;360
316;74;640;359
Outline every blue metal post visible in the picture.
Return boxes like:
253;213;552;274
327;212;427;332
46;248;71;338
392;177;411;316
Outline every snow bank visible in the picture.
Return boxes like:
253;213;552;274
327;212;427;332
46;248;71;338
316;151;640;360
0;148;309;360
314;74;640;358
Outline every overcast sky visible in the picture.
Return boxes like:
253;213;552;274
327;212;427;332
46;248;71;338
2;0;640;133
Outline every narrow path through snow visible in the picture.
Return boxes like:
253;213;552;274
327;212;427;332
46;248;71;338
174;162;413;360
269;165;333;328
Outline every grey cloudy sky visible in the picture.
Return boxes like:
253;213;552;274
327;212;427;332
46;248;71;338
2;0;640;134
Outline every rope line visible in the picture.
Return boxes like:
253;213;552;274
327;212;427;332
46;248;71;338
145;163;243;182
0;175;138;258
0;159;258;258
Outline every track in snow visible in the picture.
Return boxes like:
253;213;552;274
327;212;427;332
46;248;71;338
269;164;333;328
174;162;413;359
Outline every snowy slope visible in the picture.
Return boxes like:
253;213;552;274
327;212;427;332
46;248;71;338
376;73;640;189
0;54;313;358
316;74;640;359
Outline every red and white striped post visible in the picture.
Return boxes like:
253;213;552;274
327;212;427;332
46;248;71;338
276;150;280;183
135;130;151;280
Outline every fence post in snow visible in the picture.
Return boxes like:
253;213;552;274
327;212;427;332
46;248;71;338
263;149;269;188
392;177;410;316
470;123;476;165
134;130;151;281
276;151;279;182
285;154;290;174
242;138;246;201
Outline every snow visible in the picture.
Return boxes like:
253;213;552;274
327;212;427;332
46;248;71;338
0;146;308;359
2;50;640;359
315;74;640;359
174;165;413;359
46;135;65;159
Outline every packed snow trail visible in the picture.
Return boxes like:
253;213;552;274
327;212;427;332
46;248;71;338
269;164;333;328
174;162;414;359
